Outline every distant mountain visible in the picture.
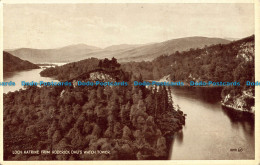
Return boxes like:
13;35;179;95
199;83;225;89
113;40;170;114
117;37;230;61
82;37;230;62
3;51;40;73
7;44;101;63
7;37;230;63
104;44;141;51
57;43;101;51
224;37;240;41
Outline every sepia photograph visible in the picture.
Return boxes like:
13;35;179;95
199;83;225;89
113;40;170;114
1;1;258;163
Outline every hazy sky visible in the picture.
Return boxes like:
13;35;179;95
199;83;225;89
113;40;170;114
4;3;254;49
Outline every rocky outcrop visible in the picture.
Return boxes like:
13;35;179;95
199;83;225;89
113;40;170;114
236;41;254;62
221;36;255;114
89;72;115;81
221;89;254;114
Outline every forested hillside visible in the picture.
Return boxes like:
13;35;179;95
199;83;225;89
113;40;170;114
41;36;253;83
3;51;40;73
122;35;255;112
40;58;100;80
122;35;254;83
40;35;255;112
4;60;185;160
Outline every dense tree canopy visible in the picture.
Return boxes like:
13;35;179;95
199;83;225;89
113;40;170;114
4;66;185;160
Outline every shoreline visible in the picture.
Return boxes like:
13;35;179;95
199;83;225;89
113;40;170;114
221;102;255;114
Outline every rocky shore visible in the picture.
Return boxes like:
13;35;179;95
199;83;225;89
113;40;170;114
221;89;255;114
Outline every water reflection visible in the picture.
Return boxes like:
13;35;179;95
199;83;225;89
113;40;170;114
221;106;255;136
3;68;58;93
172;87;222;103
170;87;254;160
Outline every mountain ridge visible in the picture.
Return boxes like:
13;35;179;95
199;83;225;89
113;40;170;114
6;36;230;63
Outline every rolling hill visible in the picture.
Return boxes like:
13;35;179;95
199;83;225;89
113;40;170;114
116;37;230;61
6;37;230;63
7;44;101;64
3;51;40;73
104;44;141;51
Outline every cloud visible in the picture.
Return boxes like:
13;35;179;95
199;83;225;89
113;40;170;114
3;3;254;49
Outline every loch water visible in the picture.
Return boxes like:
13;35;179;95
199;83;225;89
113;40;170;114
169;87;254;160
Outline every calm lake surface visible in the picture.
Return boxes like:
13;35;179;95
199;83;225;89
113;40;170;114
3;69;255;160
3;63;66;93
170;87;254;160
3;68;58;93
